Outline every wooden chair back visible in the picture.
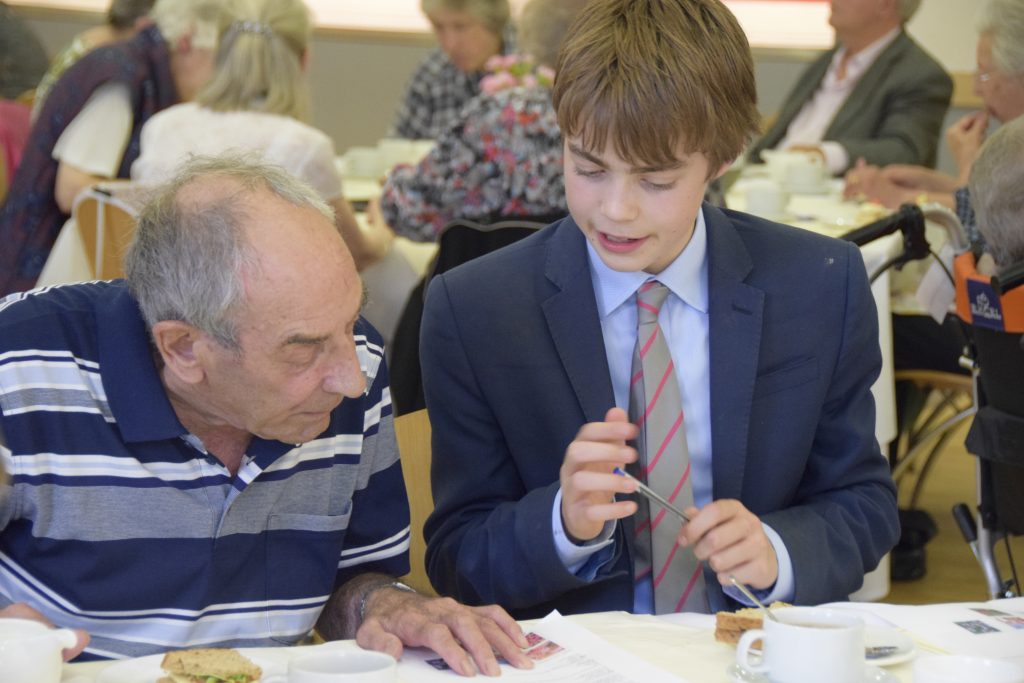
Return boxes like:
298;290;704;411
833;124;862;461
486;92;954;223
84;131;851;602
73;185;141;279
392;409;437;596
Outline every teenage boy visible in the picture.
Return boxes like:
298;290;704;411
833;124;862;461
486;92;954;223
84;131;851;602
421;0;899;616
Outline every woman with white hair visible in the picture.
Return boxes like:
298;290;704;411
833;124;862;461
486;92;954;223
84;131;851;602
0;0;234;297
391;0;514;139
970;116;1024;272
131;0;389;270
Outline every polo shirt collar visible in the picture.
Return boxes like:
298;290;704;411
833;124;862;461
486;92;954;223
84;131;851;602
587;207;710;318
96;283;186;444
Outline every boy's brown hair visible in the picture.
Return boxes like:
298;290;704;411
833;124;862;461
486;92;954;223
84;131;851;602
552;0;759;176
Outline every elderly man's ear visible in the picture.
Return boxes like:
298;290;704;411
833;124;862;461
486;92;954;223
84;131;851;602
152;320;207;385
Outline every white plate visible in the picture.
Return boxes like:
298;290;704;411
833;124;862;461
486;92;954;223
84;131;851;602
727;663;898;683
95;650;287;683
864;627;916;667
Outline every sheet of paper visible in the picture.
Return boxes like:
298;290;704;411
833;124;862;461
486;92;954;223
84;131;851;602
398;611;689;682
823;598;1024;666
916;242;957;323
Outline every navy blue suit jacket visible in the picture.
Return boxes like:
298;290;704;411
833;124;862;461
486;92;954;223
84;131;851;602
420;206;899;618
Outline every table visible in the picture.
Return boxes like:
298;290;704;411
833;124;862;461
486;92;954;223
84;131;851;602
62;600;1024;682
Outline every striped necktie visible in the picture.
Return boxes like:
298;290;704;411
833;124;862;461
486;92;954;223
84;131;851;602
628;279;708;613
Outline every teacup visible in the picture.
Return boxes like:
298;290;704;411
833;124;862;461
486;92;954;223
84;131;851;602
288;649;397;682
744;178;789;219
0;618;78;683
735;607;865;683
913;654;1024;683
783;155;827;194
376;138;418;172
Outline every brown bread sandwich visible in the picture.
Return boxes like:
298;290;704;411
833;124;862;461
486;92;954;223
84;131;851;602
158;647;262;682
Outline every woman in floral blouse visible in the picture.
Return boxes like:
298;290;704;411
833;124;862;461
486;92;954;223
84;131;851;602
379;0;587;242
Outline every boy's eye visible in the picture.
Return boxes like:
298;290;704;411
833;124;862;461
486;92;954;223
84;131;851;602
643;178;676;191
574;166;604;178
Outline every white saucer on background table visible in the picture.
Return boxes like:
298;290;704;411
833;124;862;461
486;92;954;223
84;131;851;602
726;662;899;683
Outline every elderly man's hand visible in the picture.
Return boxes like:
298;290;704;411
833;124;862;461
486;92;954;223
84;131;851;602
357;589;533;677
0;603;90;660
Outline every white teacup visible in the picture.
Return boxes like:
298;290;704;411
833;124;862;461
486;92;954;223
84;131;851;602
761;149;812;183
783;155;827;194
0;618;78;683
913;654;1024;683
744;178;789;219
288;650;397;682
376;138;417;172
735;607;865;683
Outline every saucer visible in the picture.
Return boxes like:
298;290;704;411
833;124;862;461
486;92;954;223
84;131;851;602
726;663;898;683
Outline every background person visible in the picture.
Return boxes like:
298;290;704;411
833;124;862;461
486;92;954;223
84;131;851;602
421;0;898;618
379;0;584;242
31;0;156;120
0;156;532;676
748;0;952;175
391;0;513;140
0;0;235;298
0;1;48;100
131;0;390;271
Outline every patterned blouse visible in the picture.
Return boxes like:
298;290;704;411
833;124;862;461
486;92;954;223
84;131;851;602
380;84;566;242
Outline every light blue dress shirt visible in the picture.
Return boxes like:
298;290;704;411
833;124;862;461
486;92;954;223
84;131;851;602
550;209;795;612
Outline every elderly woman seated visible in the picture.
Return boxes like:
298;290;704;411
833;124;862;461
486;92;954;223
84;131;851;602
391;0;514;140
379;0;587;242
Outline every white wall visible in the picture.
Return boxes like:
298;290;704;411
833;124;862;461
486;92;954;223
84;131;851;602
17;0;983;161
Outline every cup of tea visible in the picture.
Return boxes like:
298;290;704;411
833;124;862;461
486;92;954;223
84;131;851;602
783;155;827;194
339;146;383;179
0;618;79;683
288;649;397;682
744;178;789;219
913;655;1024;683
735;607;865;683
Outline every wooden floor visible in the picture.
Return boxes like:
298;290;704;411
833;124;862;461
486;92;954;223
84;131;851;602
883;419;1023;605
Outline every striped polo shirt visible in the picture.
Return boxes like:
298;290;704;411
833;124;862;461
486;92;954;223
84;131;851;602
0;282;409;660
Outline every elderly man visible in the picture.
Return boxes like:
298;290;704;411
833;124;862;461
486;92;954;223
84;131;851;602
391;0;513;140
0;0;231;298
748;0;952;174
0;156;532;676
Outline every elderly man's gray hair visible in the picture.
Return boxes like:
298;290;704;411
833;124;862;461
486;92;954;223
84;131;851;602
979;0;1024;76
970;117;1024;268
124;154;334;350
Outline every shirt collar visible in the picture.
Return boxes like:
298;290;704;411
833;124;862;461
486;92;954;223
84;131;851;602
96;284;186;444
832;27;900;76
586;207;709;318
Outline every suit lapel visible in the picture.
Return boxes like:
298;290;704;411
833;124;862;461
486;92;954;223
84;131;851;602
766;50;834;148
541;219;616;424
704;207;765;501
827;31;908;138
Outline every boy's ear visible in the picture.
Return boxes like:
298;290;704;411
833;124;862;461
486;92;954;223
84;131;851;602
152;320;206;386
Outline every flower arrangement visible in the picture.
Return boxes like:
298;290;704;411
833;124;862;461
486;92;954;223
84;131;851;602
480;54;556;95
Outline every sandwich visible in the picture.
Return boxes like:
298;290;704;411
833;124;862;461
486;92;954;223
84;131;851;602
158;647;262;683
714;602;791;645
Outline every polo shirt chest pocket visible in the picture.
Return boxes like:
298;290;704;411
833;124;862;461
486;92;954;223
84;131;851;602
265;503;352;633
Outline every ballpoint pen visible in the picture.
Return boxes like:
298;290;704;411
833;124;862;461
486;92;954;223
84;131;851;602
613;467;690;523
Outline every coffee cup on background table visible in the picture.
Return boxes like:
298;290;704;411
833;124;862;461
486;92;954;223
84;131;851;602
735;607;865;683
744;178;789;219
